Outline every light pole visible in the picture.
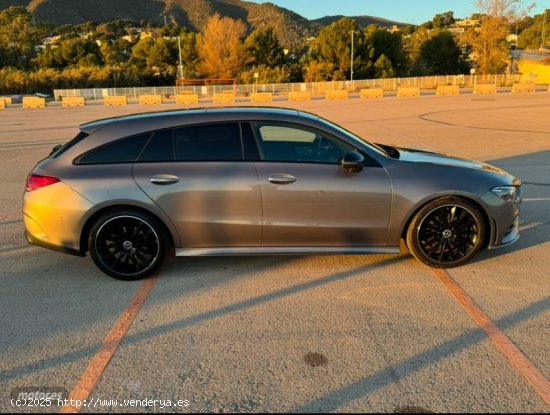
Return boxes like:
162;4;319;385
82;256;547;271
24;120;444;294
177;36;184;81
350;30;356;85
541;9;548;49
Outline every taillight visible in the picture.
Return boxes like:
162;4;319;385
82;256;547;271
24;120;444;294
26;173;60;191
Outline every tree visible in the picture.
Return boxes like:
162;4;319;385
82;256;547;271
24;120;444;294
419;31;463;75
244;28;285;68
461;0;535;74
196;14;247;78
176;30;199;78
0;6;41;69
432;11;455;29
517;11;550;49
310;18;370;80
366;25;408;77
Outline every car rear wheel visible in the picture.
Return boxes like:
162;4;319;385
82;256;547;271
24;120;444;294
406;197;485;268
89;210;169;280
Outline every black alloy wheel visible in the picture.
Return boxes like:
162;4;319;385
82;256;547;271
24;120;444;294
89;210;169;280
406;197;485;268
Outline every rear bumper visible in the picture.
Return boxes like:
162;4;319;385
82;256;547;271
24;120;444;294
23;181;93;256
25;227;83;256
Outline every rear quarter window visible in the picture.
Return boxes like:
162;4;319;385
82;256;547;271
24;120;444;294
76;133;151;165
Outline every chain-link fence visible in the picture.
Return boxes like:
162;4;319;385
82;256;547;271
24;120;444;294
52;74;526;101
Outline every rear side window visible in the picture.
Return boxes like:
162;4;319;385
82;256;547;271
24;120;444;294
76;133;151;164
174;123;242;161
51;131;89;159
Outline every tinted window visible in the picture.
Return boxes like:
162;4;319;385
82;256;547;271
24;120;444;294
253;123;354;164
139;129;174;162
77;133;150;164
174;123;242;161
51;131;89;159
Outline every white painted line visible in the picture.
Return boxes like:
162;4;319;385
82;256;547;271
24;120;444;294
523;198;550;202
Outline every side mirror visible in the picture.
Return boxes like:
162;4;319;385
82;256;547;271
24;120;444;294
341;151;364;172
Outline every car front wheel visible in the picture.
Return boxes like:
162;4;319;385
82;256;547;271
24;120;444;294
89;210;169;280
406;197;485;268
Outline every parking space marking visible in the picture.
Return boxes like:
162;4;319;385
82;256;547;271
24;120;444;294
61;273;159;413
430;268;550;405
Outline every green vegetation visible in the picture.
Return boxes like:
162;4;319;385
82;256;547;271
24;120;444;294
0;3;548;95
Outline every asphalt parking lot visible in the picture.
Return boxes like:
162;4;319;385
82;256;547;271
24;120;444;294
1;92;549;413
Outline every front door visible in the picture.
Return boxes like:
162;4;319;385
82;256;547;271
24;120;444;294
251;122;392;247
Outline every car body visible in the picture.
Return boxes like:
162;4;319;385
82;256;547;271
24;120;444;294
24;107;522;279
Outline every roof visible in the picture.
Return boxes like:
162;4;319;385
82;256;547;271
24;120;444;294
80;107;314;134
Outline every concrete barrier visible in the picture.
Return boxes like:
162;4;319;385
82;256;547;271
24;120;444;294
397;87;421;97
104;96;128;106
511;83;535;93
436;85;460;96
213;93;236;104
0;96;12;105
473;84;497;94
22;97;46;108
288;91;311;102
360;88;384;99
139;94;163;105
62;96;85;107
175;94;199;104
326;90;348;100
250;92;273;103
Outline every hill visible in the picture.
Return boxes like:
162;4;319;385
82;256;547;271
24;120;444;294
0;0;315;49
312;14;406;29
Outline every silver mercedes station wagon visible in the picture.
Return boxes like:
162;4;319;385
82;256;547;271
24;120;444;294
24;107;522;280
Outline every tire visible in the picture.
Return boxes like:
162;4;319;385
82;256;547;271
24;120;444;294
88;209;170;280
406;197;485;268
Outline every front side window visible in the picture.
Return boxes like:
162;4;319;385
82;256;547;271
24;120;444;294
174;123;243;161
253;123;354;164
76;133;151;164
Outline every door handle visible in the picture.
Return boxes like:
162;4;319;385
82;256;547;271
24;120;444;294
268;174;296;185
150;174;180;185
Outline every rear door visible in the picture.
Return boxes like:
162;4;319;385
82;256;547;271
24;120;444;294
133;123;262;248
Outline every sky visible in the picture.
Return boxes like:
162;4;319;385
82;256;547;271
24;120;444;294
247;0;547;25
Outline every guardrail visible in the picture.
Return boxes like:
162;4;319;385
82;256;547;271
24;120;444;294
52;74;527;101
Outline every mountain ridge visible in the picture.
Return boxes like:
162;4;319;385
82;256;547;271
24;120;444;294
0;0;407;48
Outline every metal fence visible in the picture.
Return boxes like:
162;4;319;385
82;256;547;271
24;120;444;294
53;74;526;101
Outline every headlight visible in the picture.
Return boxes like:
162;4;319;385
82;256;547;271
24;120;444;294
491;186;517;202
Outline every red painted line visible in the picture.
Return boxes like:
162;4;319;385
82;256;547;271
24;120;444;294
430;267;550;406
61;274;159;413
